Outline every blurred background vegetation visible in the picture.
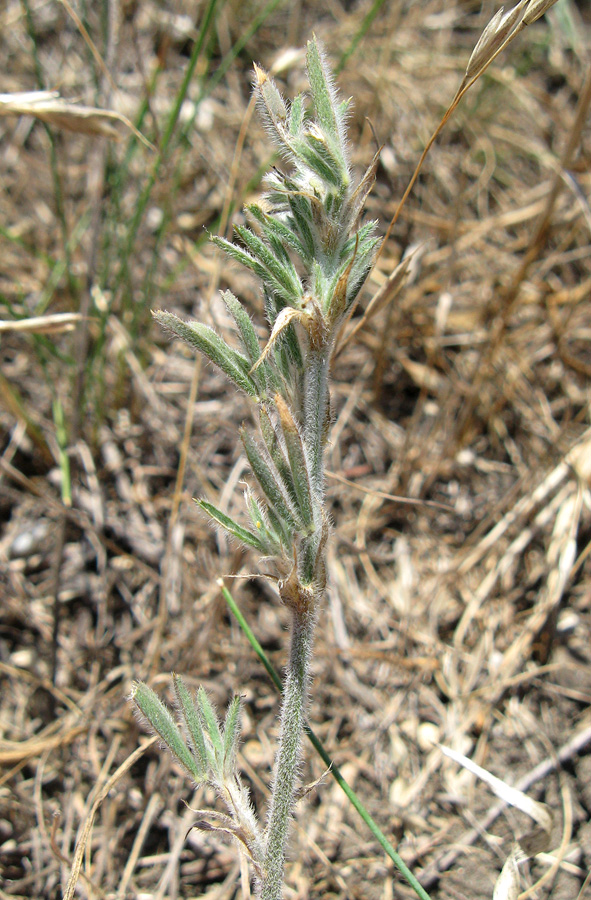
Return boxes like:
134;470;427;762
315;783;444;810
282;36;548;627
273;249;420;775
1;2;590;898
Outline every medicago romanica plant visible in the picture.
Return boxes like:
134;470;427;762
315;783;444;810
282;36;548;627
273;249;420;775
131;4;560;895
132;37;379;900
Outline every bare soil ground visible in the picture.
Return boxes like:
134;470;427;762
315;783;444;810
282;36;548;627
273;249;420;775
1;2;591;899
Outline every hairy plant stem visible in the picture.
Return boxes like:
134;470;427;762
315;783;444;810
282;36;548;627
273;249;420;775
261;604;317;900
304;347;331;497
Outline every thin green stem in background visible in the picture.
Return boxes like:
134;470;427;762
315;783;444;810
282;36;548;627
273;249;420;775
190;0;287;110
99;65;161;287
220;584;431;900
20;0;78;302
117;0;221;294
138;0;288;319
336;0;389;74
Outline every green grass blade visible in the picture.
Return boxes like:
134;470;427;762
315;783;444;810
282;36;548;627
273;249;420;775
21;0;78;303
193;0;286;103
52;398;71;507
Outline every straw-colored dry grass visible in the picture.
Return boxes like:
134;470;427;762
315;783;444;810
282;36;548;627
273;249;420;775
1;2;590;899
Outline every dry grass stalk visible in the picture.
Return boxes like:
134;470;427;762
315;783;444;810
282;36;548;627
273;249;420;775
0;312;82;334
0;91;152;145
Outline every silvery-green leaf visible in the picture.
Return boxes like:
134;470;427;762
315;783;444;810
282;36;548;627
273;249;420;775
253;64;288;134
275;394;314;528
306;38;343;157
233;225;301;303
266;505;293;548
247;204;310;263
172;675;208;774
341;220;376;258
197;686;224;768
291;136;341;187
329;224;378;315
222;695;242;777
245;488;282;555
288;93;305;136
305;129;347;185
345;238;380;308
211;236;267;283
131;681;201;779
286;194;316;259
213;236;297;308
303;347;331;493
241;428;302;530
259;408;297;502
153;311;259;398
196;500;266;552
221;290;263;370
280;320;305;372
267;232;292;267
338;97;351;120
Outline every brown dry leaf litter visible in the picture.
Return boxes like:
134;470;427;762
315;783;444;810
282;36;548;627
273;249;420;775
1;2;590;899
